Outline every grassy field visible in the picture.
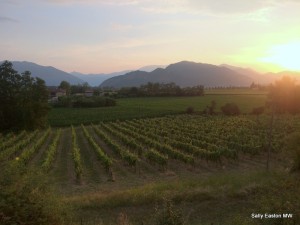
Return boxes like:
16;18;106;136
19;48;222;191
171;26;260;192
205;88;267;95
49;93;267;126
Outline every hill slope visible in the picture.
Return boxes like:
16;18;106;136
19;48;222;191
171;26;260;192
8;61;84;86
71;70;131;86
220;64;300;84
71;65;165;86
100;61;253;88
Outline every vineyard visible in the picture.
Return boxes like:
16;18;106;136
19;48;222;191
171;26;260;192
0;114;296;191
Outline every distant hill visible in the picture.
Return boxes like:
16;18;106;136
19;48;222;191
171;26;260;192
220;64;300;84
100;61;253;88
138;65;166;72
71;70;131;86
5;61;84;86
264;71;300;83
71;65;165;86
220;64;277;84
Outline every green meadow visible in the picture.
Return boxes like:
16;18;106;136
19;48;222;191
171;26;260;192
49;91;267;126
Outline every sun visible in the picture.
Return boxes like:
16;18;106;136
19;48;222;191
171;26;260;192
260;41;300;71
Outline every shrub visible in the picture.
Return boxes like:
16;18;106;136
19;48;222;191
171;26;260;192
52;96;116;108
105;97;117;106
117;213;132;225
56;96;73;107
256;175;300;225
284;132;300;172
251;106;265;116
155;199;184;225
73;96;95;108
221;103;240;116
0;165;69;225
185;106;194;114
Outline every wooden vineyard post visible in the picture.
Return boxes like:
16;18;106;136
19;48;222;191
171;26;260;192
135;161;141;176
108;167;115;182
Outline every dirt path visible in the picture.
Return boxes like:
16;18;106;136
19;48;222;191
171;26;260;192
51;128;74;189
30;130;54;167
76;126;109;186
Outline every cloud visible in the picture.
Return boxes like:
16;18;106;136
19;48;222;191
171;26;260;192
138;0;185;14
110;22;134;31
186;0;274;14
44;0;139;6
0;0;20;4
23;0;297;15
0;16;18;23
139;0;298;15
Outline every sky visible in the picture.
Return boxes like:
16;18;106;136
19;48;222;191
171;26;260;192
0;0;300;74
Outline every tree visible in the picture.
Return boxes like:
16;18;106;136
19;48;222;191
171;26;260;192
70;82;90;94
0;61;49;131
58;80;71;95
268;76;300;114
265;76;300;170
221;103;240;116
251;106;265;121
207;100;216;115
284;132;300;172
0;61;21;130
185;106;194;114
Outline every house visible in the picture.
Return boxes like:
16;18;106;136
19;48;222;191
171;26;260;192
84;89;94;97
48;87;67;102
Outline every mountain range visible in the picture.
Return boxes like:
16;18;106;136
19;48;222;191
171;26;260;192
71;65;166;86
100;61;295;88
70;71;131;86
101;61;252;88
6;61;85;86
2;60;299;88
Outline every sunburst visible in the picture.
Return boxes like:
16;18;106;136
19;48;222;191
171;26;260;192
260;41;300;71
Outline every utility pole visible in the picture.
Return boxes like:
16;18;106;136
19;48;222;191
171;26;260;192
266;105;274;171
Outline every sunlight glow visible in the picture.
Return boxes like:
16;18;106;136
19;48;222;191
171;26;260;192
260;41;300;71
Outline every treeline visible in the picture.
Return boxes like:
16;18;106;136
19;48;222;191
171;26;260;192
52;96;116;108
187;76;300;117
0;61;49;131
117;82;204;97
59;81;91;95
53;81;116;108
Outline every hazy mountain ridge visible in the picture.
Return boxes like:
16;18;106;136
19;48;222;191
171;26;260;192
221;64;300;84
70;70;132;86
71;65;165;86
5;61;85;86
101;61;300;88
100;61;254;88
2;60;299;88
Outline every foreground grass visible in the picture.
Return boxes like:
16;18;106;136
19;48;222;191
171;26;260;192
49;94;266;126
67;170;276;209
65;169;299;225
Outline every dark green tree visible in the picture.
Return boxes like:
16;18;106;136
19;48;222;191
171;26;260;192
221;103;240;116
268;76;300;113
70;82;90;94
208;100;216;115
0;61;49;131
58;80;71;95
